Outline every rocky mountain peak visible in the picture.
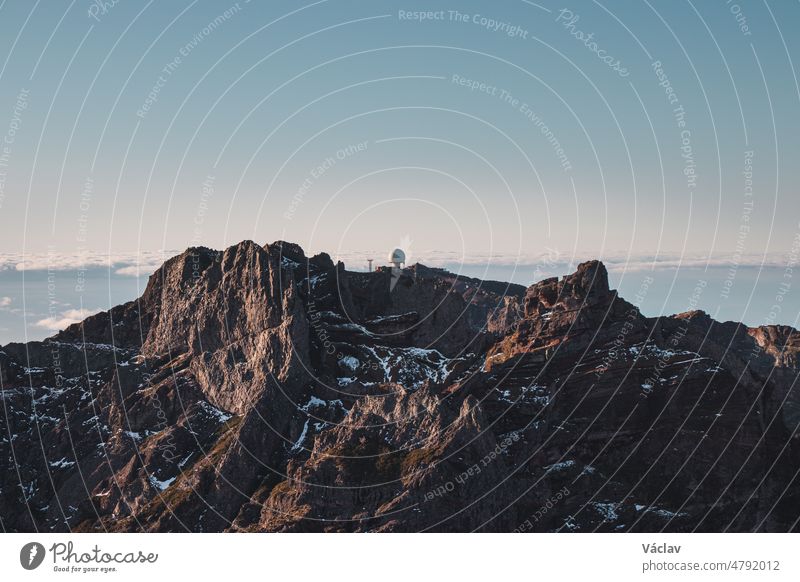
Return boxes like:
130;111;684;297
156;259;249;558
524;259;611;317
2;243;800;533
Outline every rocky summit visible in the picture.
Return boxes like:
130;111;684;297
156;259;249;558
1;240;799;533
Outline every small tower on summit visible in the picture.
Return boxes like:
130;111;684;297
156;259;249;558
388;248;406;270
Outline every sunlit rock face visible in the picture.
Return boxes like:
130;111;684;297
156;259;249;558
1;241;799;532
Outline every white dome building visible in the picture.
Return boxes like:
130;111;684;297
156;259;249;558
388;248;406;269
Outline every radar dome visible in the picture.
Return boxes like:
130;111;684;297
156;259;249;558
388;248;406;265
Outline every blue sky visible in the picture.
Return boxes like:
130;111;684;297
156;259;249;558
0;0;798;265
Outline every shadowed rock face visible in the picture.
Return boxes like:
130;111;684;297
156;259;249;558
1;240;799;532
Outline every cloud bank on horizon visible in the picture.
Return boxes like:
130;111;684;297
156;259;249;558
0;247;795;279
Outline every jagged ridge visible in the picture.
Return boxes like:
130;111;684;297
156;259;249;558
1;240;799;532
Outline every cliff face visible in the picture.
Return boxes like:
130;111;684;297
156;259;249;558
1;241;799;532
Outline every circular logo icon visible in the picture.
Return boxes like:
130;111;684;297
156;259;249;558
20;542;46;570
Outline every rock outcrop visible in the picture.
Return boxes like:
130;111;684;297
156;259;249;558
1;240;799;532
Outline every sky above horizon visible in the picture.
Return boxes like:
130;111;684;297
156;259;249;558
0;0;798;269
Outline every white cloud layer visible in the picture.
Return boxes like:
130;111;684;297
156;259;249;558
34;308;101;332
1;247;795;280
334;249;795;273
0;251;176;277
